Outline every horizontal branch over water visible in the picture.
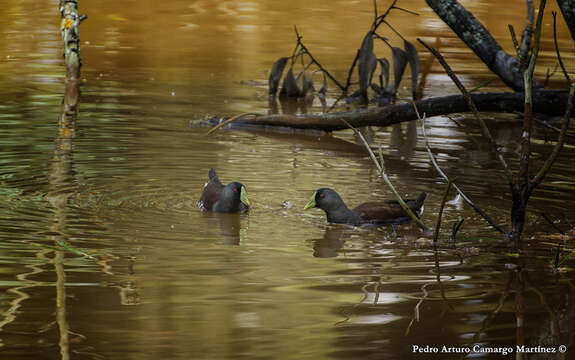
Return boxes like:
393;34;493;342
222;90;569;131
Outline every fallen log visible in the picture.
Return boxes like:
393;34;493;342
223;90;568;131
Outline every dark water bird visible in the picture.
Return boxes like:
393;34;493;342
197;169;250;213
304;188;426;226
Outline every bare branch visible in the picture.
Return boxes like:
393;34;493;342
530;82;575;187
543;63;559;87
519;0;546;190
383;20;406;41
433;179;452;244
206;113;261;135
433;246;454;311
405;283;429;336
553;11;571;85
210;90;571;132
417;38;514;191
451;219;464;243
374;0;399;30
292;28;346;92
341;119;429;230
534;118;575;140
393;6;419;16
509;24;520;56
345;51;361;91
418;105;507;235
518;0;535;70
540;213;566;235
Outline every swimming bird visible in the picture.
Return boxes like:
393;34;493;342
304;188;426;225
197;169;250;213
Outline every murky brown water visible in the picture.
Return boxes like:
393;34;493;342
1;0;575;359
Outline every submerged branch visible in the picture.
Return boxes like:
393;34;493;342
217;90;570;132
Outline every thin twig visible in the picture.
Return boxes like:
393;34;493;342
345;50;361;91
294;31;346;91
530;71;574;187
540;213;565;235
341;119;428;230
468;78;496;93
433;245;454;311
552;11;571;86
519;0;546;187
374;32;392;50
451;219;464;243
534;118;575;140
378;145;428;230
405;283;429;336
558;251;575;267
392;6;419;16
543;63;559;87
383;20;406;41
417;38;515;191
417;104;507;235
206;113;261;135
433;180;452;244
563;214;575;230
374;0;400;30
509;24;520;56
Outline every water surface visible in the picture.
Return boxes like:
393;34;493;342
1;0;575;359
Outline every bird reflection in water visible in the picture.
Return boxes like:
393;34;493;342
201;212;246;245
311;226;353;258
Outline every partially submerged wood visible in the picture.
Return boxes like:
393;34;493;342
59;0;86;82
220;90;570;131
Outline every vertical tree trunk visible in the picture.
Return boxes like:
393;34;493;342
57;0;85;144
59;0;83;81
510;187;531;247
50;3;86;358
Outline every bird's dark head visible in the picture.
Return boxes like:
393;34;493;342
222;182;250;208
304;188;346;212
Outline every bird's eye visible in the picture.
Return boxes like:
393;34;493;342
319;193;325;199
233;188;239;193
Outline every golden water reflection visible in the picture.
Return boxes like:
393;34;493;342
0;0;574;359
